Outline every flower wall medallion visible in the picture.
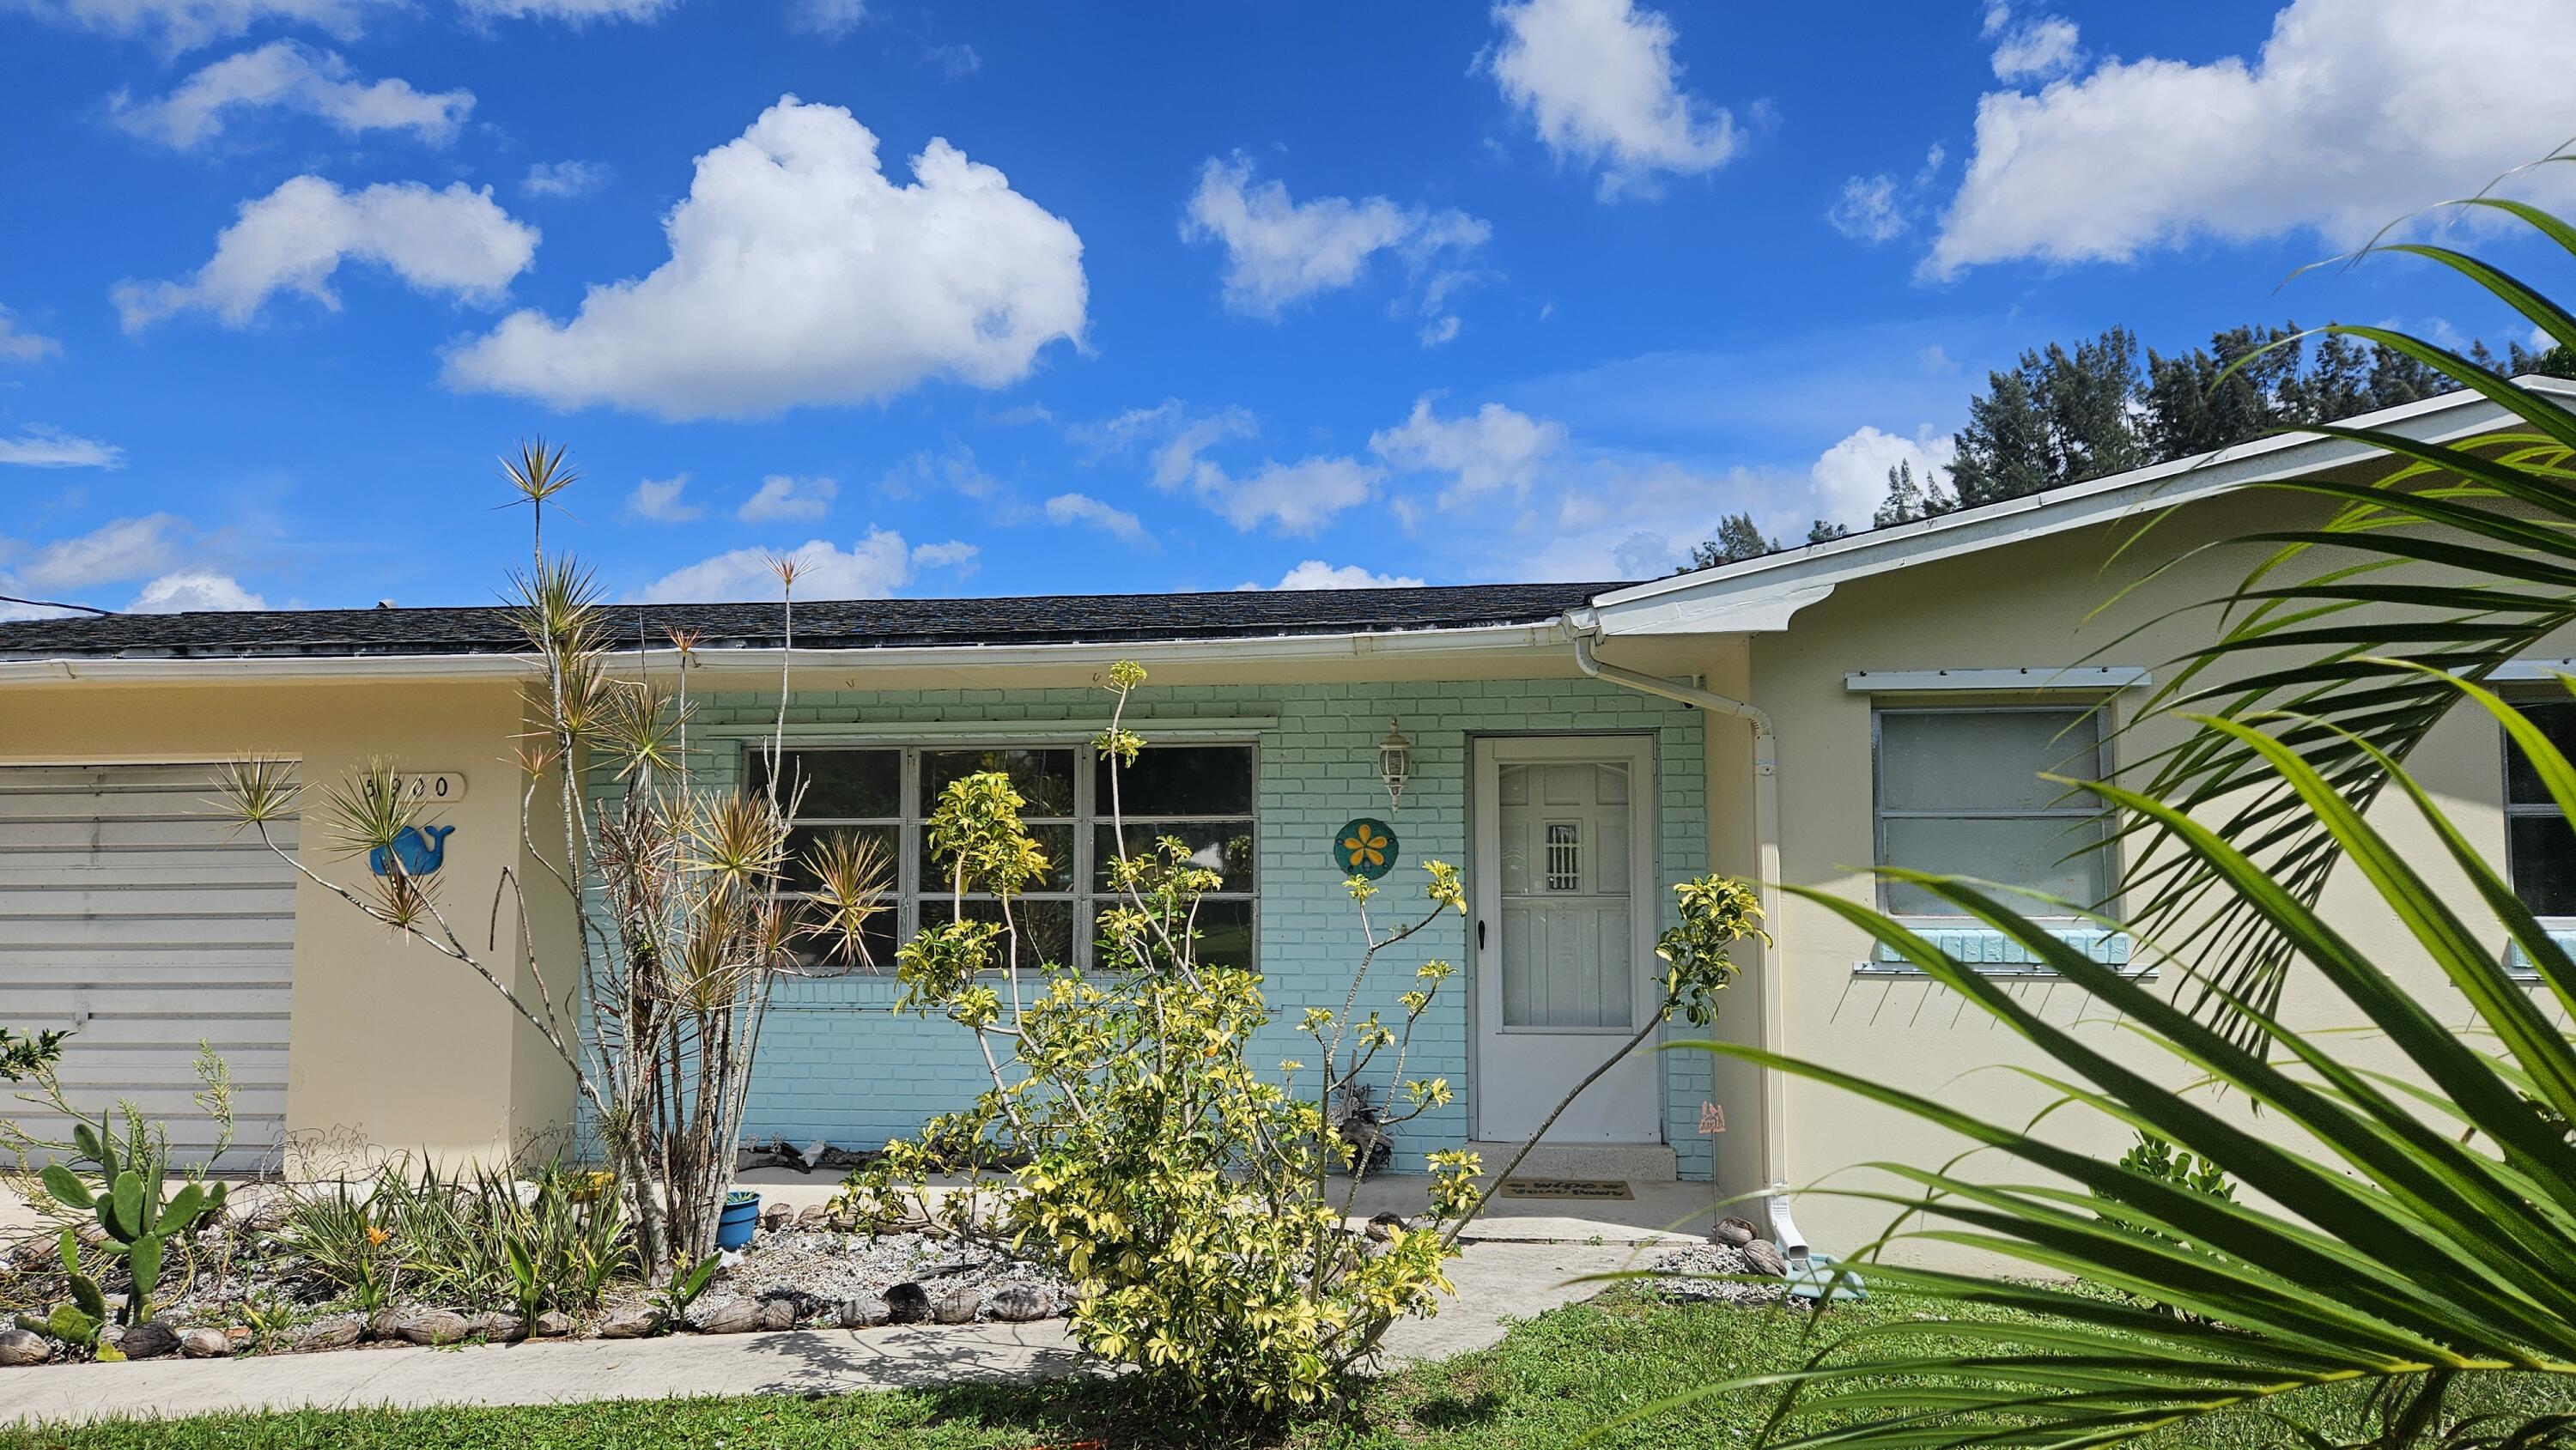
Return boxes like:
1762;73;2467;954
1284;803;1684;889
1334;817;1398;880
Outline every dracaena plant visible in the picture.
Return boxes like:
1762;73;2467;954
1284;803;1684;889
836;662;1765;1413
1666;680;2576;1449
216;442;891;1279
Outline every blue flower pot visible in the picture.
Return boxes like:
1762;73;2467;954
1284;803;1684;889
716;1190;760;1250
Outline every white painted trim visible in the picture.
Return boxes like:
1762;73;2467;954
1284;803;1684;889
0;621;1570;686
1844;666;2149;694
2493;660;2576;683
1589;379;2576;639
698;717;1278;738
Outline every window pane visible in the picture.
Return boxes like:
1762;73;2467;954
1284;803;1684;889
2506;702;2576;806
920;749;1075;817
920;822;1072;892
755;748;898;820
1096;746;1254;817
1881;815;2109;916
1093;822;1255;891
1091;899;1254;971
2512;815;2576;917
1880;709;2099;813
782;824;896;894
956;897;1074;968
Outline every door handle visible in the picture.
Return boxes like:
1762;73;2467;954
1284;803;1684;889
1477;919;1486;951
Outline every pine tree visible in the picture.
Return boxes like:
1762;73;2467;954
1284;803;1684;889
1807;519;1853;543
1687;513;1779;569
1872;459;1951;527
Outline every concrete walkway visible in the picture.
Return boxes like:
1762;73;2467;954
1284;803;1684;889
0;1237;1655;1429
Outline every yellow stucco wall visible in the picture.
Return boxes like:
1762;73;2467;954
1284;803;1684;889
0;678;576;1168
1719;487;2539;1260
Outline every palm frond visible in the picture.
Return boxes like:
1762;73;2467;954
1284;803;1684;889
1653;687;2576;1448
2117;195;2576;1049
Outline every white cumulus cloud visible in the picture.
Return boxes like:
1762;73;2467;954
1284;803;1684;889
1984;5;2082;82
1369;397;1566;509
735;474;836;523
130;570;263;612
442;94;1086;420
111;41;471;149
1808;424;1957;528
114;176;538;330
455;0;675;19
1930;0;2576;277
0;307;63;363
0;427;123;469
634;528;969;602
1826;173;1906;243
626;474;700;522
520;160;612;199
790;0;864;35
1485;0;1742;199
1181;155;1488;323
1042;491;1153;548
1250;561;1427;591
17;514;185;589
1122;405;1377;535
8;0;390;52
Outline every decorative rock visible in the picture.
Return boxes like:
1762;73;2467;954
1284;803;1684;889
884;1282;930;1324
981;1283;1055;1322
1713;1216;1759;1248
836;1294;890;1329
466;1312;526;1344
759;1203;793;1233
397;1310;472;1347
366;1309;404;1342
179;1327;231;1359
118;1321;181;1360
796;1204;833;1229
531;1310;574;1338
598;1307;664;1339
1741;1238;1789;1278
757;1298;798;1332
299;1315;364;1351
929;1286;979;1325
692;1298;764;1335
1364;1211;1408;1242
0;1330;54;1367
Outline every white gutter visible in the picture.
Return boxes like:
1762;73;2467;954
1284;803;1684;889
1564;616;1804;1258
0;619;1571;686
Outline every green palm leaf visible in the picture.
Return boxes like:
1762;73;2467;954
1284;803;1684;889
1642;687;2576;1447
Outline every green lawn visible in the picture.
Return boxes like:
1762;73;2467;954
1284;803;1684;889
12;1289;2576;1449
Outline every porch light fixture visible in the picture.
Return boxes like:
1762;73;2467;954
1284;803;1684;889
1379;720;1412;809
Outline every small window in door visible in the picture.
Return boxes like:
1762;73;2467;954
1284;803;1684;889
1544;822;1582;890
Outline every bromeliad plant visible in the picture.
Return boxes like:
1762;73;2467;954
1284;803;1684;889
838;662;1765;1412
216;442;891;1280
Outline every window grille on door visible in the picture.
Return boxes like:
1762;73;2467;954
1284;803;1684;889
1545;822;1581;890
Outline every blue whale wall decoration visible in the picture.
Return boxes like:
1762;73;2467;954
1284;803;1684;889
369;824;455;878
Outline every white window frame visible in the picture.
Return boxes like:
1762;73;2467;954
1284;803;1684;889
756;737;1260;974
2498;701;2576;980
1864;701;2126;978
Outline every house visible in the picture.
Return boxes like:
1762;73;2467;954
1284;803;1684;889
4;379;2566;1260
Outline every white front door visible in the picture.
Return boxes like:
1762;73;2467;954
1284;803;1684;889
1471;736;1662;1144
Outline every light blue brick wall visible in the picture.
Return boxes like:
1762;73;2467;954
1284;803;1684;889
597;675;1711;1179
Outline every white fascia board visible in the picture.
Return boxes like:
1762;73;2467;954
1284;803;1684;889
1844;665;2150;693
0;619;1570;687
2493;660;2576;683
1589;379;2576;639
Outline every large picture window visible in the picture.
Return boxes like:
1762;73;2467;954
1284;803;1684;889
1873;706;2111;920
753;742;1257;972
2504;701;2576;919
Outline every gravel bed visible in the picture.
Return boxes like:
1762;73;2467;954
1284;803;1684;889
1646;1242;1789;1307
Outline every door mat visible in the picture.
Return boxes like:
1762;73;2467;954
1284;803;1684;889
1498;1177;1634;1200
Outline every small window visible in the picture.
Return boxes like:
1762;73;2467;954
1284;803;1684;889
1544;822;1582;890
1874;707;2111;920
2504;701;2576;919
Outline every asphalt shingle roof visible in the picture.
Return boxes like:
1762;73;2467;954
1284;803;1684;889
0;583;1619;661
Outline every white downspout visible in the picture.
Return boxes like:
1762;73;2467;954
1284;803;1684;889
1566;620;1807;1259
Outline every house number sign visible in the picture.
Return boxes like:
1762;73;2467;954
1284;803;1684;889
362;771;468;804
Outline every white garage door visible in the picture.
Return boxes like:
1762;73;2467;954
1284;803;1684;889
0;763;294;1168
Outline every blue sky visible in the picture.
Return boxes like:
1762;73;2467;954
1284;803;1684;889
3;0;2572;616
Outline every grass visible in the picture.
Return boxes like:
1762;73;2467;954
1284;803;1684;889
11;1289;2576;1449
